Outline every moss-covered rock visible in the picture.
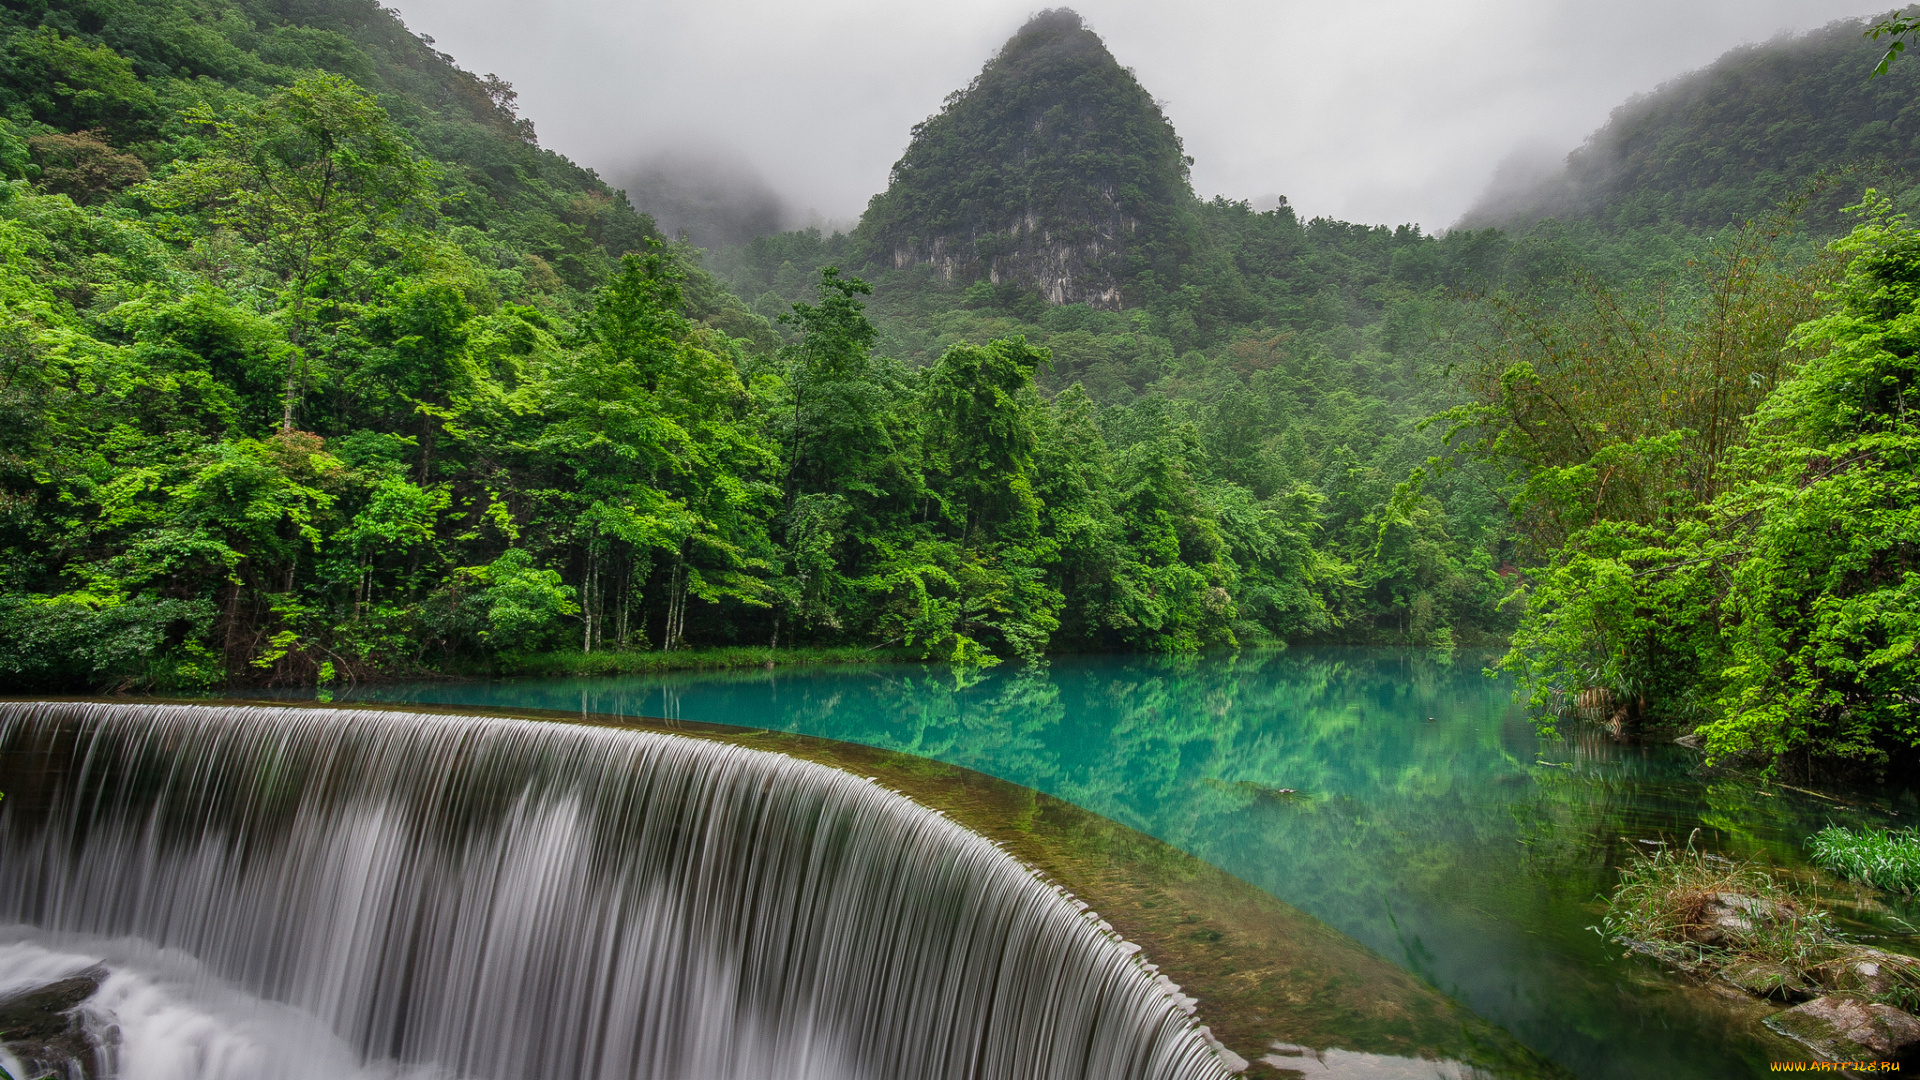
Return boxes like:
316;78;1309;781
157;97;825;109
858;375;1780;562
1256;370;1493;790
1722;959;1810;1000
1765;996;1920;1061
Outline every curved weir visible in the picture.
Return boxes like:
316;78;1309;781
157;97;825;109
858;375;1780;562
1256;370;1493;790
0;701;1233;1080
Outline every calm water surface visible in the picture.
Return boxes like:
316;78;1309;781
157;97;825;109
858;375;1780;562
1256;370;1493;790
320;648;1919;1080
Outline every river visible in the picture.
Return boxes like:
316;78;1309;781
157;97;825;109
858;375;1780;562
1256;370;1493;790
322;646;1920;1079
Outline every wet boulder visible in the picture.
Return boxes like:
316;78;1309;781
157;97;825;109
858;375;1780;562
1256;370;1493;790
0;967;106;1080
1766;996;1920;1061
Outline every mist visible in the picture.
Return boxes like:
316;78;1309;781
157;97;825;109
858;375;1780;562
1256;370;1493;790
388;0;1876;236
1460;139;1581;229
612;148;791;249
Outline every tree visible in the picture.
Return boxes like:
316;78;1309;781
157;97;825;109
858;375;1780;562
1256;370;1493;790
1704;195;1920;767
27;130;147;205
923;337;1045;541
533;245;779;652
779;267;878;504
152;74;434;432
1449;219;1829;556
919;337;1061;659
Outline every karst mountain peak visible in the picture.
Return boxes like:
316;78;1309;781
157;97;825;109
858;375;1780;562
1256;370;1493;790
855;8;1198;311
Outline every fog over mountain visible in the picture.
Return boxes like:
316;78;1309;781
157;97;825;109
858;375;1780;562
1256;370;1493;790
612;148;791;249
388;0;1872;235
1457;16;1920;232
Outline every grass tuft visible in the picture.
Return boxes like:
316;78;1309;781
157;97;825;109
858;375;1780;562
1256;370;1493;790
1808;825;1920;896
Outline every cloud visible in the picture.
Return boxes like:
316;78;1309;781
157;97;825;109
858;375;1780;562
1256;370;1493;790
388;0;1872;234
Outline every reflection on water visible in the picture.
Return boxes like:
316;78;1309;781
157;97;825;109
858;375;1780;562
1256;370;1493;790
321;648;1920;1080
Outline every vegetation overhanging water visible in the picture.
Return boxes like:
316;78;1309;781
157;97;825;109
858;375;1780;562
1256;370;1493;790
322;647;1920;1080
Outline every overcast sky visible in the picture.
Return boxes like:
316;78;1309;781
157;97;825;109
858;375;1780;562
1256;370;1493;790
386;0;1877;233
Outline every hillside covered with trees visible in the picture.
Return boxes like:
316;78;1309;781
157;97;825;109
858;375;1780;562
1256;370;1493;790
3;1;1917;778
1460;15;1920;231
0;1;1399;693
704;10;1920;777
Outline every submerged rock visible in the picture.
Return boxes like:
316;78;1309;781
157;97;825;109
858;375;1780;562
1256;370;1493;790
1765;996;1920;1061
1722;960;1809;1000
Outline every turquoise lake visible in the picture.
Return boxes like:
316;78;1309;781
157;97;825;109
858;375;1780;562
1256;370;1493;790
317;647;1919;1079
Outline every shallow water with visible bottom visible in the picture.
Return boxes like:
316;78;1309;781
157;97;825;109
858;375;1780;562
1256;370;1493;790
316;647;1920;1080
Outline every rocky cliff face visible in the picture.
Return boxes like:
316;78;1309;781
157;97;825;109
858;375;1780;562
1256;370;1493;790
857;9;1194;310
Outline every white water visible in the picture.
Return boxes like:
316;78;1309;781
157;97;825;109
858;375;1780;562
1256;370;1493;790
0;702;1232;1080
0;935;439;1080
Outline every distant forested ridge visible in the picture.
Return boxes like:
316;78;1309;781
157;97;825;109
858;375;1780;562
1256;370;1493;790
4;1;1919;775
1461;15;1920;231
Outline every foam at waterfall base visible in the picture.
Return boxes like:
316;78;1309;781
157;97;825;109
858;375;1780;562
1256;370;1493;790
0;934;441;1080
0;701;1233;1080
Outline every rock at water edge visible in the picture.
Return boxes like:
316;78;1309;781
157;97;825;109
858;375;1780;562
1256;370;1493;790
1764;995;1920;1061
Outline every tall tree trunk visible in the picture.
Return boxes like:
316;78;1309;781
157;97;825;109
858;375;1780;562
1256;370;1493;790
617;562;629;648
280;282;309;434
663;560;681;652
582;552;594;654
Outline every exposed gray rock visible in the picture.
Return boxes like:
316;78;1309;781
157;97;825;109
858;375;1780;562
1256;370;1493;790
1765;995;1920;1061
0;966;106;1080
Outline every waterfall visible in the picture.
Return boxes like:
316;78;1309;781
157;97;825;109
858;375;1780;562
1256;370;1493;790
0;702;1231;1080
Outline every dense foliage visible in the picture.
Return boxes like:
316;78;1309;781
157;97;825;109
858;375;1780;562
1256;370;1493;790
1457;196;1920;773
0;0;758;688
0;0;1539;692
9;0;1920;782
713;185;1756;657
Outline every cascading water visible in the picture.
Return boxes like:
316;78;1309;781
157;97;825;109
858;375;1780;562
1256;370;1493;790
0;702;1232;1080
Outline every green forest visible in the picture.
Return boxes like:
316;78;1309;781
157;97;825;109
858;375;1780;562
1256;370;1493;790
2;1;1918;776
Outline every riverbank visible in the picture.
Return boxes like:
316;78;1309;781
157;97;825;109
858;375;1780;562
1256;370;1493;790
260;641;1474;691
